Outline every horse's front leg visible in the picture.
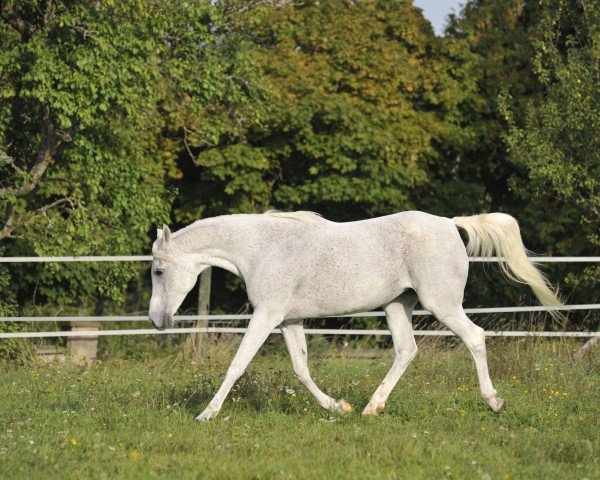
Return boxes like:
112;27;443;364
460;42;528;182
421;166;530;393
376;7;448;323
281;320;352;414
195;308;283;422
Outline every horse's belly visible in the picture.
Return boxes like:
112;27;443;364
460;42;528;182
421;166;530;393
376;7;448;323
284;269;408;319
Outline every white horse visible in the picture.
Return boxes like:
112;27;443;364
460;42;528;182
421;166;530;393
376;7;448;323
148;210;561;421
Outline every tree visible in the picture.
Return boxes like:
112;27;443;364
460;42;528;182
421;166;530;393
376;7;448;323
444;0;544;216
0;0;279;317
501;0;600;290
177;0;480;222
0;1;173;311
446;0;598;310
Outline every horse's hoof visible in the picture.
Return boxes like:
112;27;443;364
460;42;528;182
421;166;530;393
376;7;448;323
361;403;385;416
195;410;217;422
331;399;352;414
487;396;504;413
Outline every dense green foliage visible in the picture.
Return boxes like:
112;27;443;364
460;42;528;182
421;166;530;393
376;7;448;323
0;1;173;311
0;340;599;478
0;1;255;314
444;0;540;220
501;0;600;286
180;0;479;221
0;0;597;322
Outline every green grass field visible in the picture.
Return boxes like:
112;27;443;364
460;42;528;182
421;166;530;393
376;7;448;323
1;338;599;479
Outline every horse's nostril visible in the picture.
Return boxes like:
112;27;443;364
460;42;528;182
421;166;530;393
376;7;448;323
149;316;165;331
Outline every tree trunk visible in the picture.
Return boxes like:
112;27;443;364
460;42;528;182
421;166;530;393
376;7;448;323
184;267;212;362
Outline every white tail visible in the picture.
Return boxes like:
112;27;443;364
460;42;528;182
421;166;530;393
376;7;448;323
452;213;562;314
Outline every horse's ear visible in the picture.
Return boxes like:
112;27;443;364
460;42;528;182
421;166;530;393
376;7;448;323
162;224;171;246
156;228;163;240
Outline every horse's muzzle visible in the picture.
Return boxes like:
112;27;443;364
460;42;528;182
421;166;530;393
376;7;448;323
149;313;173;331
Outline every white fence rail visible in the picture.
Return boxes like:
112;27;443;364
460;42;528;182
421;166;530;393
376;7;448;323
2;328;599;340
2;256;599;263
0;256;598;340
2;304;599;323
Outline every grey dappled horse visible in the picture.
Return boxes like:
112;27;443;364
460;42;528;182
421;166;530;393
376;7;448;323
148;211;561;421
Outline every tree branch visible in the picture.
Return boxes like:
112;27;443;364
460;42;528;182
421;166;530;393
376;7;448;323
0;149;23;174
575;191;600;223
0;107;60;198
42;0;54;27
0;1;36;39
0;197;73;240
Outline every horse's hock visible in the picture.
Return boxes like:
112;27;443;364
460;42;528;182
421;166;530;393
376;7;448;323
67;321;100;362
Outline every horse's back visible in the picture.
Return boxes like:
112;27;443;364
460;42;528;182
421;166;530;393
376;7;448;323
321;211;463;255
252;211;468;318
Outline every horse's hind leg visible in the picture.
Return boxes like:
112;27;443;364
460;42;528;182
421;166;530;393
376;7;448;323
362;291;419;416
421;299;504;412
281;320;352;414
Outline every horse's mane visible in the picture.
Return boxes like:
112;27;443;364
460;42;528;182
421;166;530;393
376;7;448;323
264;210;325;224
153;212;325;259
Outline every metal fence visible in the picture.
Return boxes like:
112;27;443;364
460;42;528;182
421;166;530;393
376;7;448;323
0;255;599;339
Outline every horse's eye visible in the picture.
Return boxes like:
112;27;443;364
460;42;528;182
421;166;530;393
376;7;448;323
154;269;163;276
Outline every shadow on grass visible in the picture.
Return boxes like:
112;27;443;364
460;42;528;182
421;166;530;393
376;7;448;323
167;368;325;416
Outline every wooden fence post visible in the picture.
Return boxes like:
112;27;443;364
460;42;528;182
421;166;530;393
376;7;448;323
184;267;212;362
68;321;100;363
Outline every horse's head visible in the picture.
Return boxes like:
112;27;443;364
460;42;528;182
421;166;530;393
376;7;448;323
148;225;202;330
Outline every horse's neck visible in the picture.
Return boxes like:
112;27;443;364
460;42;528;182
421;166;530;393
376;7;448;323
173;215;264;277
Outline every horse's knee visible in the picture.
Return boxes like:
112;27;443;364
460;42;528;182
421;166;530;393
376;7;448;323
408;344;418;361
226;365;245;381
395;343;418;363
294;368;312;385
